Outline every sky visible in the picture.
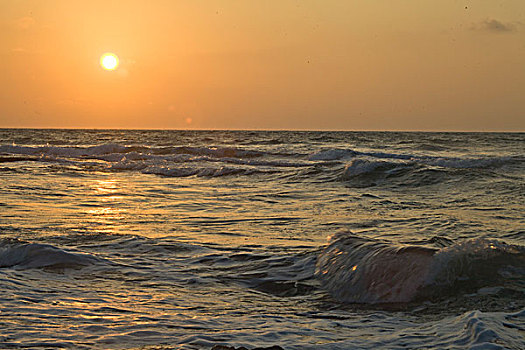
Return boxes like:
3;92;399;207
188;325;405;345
1;0;524;131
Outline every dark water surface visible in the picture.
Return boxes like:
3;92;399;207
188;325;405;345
0;130;524;349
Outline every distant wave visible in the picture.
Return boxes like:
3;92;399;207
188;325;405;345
310;147;517;168
331;150;521;187
0;143;130;157
141;165;271;178
425;156;513;169
308;148;413;161
0;239;100;269
0;144;263;159
316;233;525;303
0;143;313;179
341;159;412;178
308;149;358;161
1;143;520;182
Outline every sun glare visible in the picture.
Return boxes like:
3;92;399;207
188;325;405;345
100;53;119;71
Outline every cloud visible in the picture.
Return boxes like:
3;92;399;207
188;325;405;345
10;47;43;55
14;16;36;30
473;19;518;33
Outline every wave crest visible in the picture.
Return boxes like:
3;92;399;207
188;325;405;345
341;159;408;178
316;233;524;303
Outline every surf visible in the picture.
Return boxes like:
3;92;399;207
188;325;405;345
316;233;525;304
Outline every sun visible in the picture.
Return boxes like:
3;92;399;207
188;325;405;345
100;53;119;71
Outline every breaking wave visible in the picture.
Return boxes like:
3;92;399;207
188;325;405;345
309;147;518;168
341;159;413;178
0;143;304;178
316;233;525;303
1;143;521;182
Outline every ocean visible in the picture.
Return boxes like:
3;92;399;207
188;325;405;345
0;129;523;349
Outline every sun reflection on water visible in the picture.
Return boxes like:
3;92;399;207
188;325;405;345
84;178;128;235
93;179;121;197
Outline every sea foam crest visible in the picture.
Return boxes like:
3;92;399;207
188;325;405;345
0;239;99;269
316;233;524;303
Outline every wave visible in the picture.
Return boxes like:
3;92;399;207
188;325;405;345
0;239;100;269
0;144;262;159
0;143;310;178
308;149;357;161
0;143;130;157
141;165;268;178
309;309;525;350
3;143;517;169
336;153;522;187
425;156;513;169
316;233;525;303
339;159;427;187
341;159;412;178
309;148;413;161
2;143;520;183
0;155;39;163
309;147;518;168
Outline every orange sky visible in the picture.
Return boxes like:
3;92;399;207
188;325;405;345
1;0;524;131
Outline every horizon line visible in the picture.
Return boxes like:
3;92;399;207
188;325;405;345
0;126;523;133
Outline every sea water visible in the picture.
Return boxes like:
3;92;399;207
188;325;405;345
0;129;523;349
